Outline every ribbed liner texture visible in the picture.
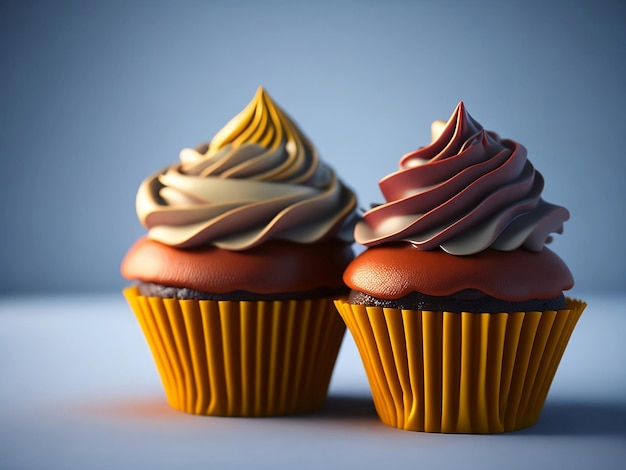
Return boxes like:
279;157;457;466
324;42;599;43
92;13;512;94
334;298;585;433
124;286;345;416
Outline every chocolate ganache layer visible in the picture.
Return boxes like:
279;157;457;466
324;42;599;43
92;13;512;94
122;237;354;297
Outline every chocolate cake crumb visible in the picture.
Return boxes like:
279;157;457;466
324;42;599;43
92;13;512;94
138;282;348;301
348;290;566;313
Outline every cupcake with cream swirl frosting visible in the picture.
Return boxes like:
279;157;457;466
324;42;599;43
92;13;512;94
122;87;358;416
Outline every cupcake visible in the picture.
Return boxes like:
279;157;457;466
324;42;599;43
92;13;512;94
334;102;586;433
121;87;358;416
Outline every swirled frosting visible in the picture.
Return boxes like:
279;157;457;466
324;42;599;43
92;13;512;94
354;102;569;255
136;87;357;250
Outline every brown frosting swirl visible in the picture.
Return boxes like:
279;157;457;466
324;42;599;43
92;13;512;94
354;102;569;255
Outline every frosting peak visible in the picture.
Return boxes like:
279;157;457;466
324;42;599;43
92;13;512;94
354;102;569;255
136;87;357;250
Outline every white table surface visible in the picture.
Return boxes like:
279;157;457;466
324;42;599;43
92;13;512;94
0;292;624;470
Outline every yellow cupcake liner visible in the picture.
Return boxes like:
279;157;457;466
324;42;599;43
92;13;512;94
334;297;586;433
124;286;346;416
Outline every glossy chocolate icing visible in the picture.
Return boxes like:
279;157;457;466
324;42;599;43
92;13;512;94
122;237;354;295
343;243;573;302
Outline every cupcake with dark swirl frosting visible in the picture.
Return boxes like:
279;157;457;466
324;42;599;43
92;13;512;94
334;102;586;433
121;87;358;417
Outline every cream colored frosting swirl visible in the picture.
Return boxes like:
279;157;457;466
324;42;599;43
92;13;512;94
137;87;357;250
354;102;569;255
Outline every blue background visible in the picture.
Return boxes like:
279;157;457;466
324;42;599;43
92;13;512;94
1;0;624;295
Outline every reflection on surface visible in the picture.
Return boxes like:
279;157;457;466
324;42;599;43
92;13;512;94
517;399;626;437
77;395;626;437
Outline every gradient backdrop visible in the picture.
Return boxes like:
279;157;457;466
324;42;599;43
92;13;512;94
1;0;625;295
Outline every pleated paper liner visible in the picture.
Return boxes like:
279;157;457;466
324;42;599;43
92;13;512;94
334;298;586;433
124;286;346;416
